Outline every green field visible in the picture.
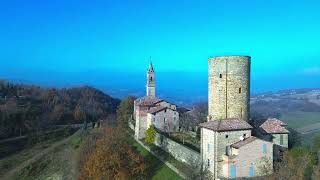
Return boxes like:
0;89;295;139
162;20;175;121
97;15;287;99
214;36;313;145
129;138;182;180
280;111;320;129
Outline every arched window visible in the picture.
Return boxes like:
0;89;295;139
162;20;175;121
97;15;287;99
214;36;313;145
219;74;222;78
150;77;153;81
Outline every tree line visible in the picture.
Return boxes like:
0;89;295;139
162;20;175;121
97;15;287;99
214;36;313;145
0;80;120;139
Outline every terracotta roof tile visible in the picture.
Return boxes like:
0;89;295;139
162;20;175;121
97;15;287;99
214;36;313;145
231;136;257;149
135;96;163;106
199;118;253;132
257;118;289;134
147;106;167;114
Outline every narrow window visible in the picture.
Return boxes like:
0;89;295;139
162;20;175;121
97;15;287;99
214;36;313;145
262;144;267;154
164;109;167;113
219;74;222;78
243;133;246;138
280;134;284;145
208;159;210;167
239;87;242;93
226;146;231;155
230;164;237;179
225;134;229;138
249;165;254;177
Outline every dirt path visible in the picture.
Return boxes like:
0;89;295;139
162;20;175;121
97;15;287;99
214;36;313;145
1;134;76;180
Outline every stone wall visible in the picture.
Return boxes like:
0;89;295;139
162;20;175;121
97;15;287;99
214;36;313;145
208;56;251;122
147;108;179;132
154;132;201;165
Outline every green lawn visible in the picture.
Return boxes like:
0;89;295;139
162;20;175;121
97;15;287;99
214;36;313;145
280;111;320;129
128;138;182;180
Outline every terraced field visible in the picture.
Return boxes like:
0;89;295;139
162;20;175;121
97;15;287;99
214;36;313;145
280;111;320;129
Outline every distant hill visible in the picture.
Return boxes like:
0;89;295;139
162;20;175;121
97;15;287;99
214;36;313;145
251;88;320;120
0;80;120;139
185;88;320;129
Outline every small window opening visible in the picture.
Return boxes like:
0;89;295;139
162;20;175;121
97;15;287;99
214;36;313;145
243;133;246;138
262;144;267;154
280;134;284;145
208;159;210;167
239;87;242;93
225;134;229;138
219;74;222;78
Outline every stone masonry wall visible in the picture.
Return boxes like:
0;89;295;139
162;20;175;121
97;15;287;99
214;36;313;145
154;132;201;165
147;108;179;132
208;56;251;122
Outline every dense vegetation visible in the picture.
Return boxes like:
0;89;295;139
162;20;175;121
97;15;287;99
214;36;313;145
0;80;120;139
79;125;146;179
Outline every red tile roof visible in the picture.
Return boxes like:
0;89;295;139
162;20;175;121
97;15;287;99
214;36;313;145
199;118;253;132
147;106;177;115
147;106;167;114
135;96;163;106
231;136;257;149
258;118;289;134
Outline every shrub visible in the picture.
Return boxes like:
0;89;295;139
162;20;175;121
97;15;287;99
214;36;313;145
145;125;156;145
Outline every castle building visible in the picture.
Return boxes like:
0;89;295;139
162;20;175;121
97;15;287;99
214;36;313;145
132;56;289;179
134;62;179;139
208;56;250;122
200;56;289;179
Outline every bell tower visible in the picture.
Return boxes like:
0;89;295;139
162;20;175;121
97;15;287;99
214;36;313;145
146;62;155;96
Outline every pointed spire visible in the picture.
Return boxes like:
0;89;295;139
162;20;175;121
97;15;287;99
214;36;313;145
148;56;154;73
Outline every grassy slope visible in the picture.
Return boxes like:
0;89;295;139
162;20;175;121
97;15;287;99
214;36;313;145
1;129;181;180
280;111;320;146
280;111;320;129
0;130;83;180
128;138;182;180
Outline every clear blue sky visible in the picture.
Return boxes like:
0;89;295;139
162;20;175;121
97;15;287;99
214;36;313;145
0;0;319;99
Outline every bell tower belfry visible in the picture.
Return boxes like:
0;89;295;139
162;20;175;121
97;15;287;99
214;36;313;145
146;61;155;96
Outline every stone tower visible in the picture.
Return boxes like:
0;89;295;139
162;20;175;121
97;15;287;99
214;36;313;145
146;62;155;96
208;56;251;122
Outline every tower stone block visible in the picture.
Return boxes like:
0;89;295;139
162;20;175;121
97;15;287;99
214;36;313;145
208;56;251;121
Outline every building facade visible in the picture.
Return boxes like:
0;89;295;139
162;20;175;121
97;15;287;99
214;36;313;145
132;56;289;179
201;56;288;179
134;62;179;139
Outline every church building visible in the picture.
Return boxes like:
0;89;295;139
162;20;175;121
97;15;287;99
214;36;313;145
134;62;179;139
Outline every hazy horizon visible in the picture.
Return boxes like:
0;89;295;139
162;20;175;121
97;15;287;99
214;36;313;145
1;68;319;106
